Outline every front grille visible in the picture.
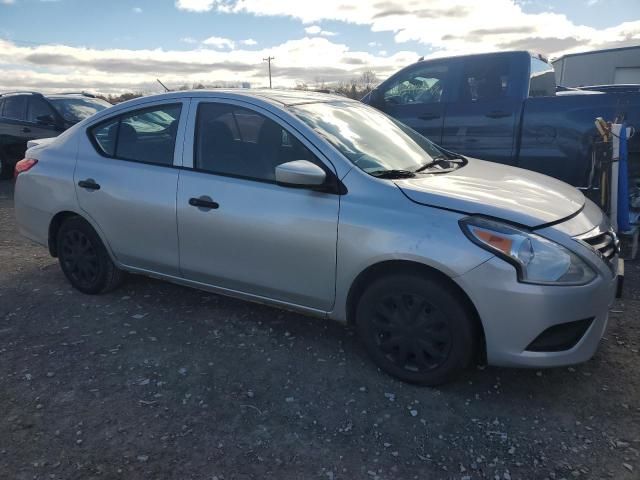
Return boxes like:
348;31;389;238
577;227;620;266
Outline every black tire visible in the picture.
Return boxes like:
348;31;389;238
56;216;125;294
356;273;476;386
0;149;12;180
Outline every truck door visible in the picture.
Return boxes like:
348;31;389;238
441;55;520;165
373;61;451;144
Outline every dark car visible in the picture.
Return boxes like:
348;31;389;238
0;91;111;178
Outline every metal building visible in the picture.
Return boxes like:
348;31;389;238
552;45;640;87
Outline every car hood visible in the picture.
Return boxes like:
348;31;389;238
394;158;585;228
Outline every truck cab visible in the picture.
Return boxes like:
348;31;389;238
364;51;638;188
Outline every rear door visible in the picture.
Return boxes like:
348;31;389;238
75;100;188;275
374;61;452;144
176;99;339;311
0;95;31;162
441;55;521;165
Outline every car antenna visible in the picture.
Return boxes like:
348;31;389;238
156;79;171;92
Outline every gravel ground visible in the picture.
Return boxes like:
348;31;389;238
1;179;639;480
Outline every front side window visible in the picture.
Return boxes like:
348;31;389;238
2;96;27;121
460;57;510;102
49;97;111;124
195;102;319;181
383;64;448;105
27;98;56;124
89;104;181;166
291;101;445;174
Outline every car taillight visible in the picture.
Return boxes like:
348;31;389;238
14;158;38;178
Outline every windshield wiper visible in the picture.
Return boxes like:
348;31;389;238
414;155;449;173
415;154;466;173
368;169;416;179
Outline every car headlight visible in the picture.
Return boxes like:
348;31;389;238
460;217;596;285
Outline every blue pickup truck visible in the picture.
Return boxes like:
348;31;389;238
362;51;639;188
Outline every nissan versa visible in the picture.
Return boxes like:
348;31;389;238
14;90;623;385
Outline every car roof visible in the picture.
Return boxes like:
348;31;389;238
118;89;357;109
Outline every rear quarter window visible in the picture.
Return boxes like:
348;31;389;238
88;103;182;166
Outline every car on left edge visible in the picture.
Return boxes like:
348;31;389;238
0;91;111;178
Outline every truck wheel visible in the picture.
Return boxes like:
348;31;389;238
356;273;476;386
56;216;125;294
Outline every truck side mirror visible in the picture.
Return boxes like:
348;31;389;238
36;114;57;127
368;89;385;107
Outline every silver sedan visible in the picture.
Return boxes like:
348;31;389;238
14;90;621;385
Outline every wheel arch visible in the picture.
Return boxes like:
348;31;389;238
345;259;487;362
48;210;117;264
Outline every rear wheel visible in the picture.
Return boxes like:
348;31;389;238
356;273;476;386
56;217;125;294
0;149;11;179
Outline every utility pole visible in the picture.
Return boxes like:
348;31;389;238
263;56;274;88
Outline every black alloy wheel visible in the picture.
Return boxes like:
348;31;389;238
371;293;452;372
56;216;125;294
60;228;100;290
356;273;476;385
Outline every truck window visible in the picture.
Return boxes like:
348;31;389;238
2;96;27;121
382;64;449;106
529;57;556;97
460;57;510;102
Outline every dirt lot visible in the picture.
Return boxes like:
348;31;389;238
0;180;639;480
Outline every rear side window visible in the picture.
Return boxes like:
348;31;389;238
529;57;556;97
460;57;511;102
2;96;27;121
194;102;319;182
89;104;182;166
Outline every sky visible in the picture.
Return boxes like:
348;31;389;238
0;0;638;94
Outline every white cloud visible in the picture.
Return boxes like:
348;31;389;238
368;41;381;47
201;36;235;49
189;0;640;57
0;0;15;4
0;36;417;94
304;25;337;37
132;6;142;13
240;38;257;46
180;36;198;44
175;0;216;12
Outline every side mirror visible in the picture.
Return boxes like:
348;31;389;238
36;114;57;127
275;160;327;188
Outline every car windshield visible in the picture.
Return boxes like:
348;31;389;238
290;101;445;174
49;97;111;123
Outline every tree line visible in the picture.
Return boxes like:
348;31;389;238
96;69;379;104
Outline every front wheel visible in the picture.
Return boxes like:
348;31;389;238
56;216;125;294
356;273;477;386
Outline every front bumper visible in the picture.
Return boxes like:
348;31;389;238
455;255;618;368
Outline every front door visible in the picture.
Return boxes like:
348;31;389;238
26;96;64;140
441;55;520;165
75;100;187;276
177;100;339;311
